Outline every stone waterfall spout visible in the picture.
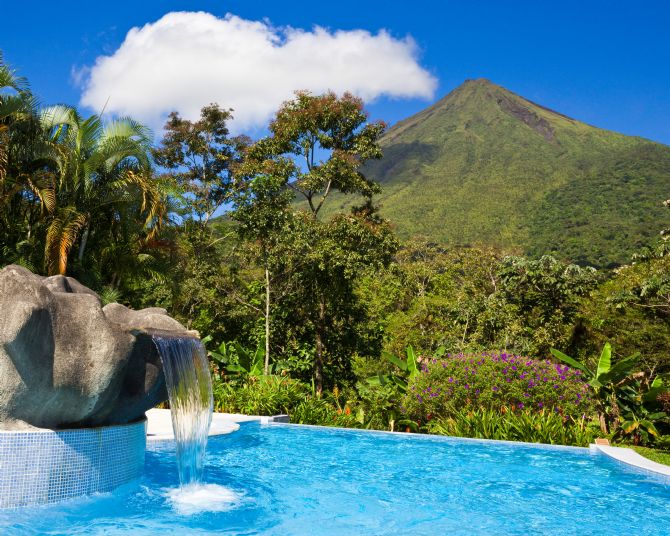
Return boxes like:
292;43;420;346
0;264;194;429
0;264;214;507
151;333;213;485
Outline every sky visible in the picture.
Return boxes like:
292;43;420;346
2;1;669;143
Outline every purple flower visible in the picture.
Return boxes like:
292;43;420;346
518;403;524;409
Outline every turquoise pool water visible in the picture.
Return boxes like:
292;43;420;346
2;422;670;535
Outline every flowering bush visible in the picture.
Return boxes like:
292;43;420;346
401;352;594;421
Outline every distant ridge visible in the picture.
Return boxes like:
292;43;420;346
327;79;670;267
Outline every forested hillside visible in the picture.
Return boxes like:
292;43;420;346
322;79;670;267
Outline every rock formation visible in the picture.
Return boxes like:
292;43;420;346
0;264;192;430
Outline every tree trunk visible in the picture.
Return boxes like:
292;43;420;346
264;267;271;375
314;297;326;397
598;411;608;434
77;224;90;263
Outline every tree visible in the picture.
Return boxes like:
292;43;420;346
153;104;247;224
38;105;163;275
239;91;398;394
232;149;295;374
492;255;599;355
0;53;47;271
367;244;503;356
0;51;31;180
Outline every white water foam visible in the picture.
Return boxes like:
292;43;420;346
166;484;241;516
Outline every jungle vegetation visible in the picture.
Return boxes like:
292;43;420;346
2;53;669;450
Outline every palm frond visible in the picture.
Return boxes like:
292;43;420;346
44;207;87;275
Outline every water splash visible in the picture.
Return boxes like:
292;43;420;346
166;484;241;516
152;335;213;485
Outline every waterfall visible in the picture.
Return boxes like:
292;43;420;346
152;335;213;486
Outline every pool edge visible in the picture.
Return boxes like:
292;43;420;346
592;444;670;480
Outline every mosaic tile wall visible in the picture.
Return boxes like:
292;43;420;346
0;420;146;508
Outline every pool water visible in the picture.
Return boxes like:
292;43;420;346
2;423;670;535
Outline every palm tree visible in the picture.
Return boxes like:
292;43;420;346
0;52;46;270
38;105;165;275
0;52;33;189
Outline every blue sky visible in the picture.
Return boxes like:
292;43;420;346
3;1;669;143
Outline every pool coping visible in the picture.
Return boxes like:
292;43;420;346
146;409;241;441
146;409;288;441
591;444;670;480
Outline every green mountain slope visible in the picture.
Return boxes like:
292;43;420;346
325;79;670;267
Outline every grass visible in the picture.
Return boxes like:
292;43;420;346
628;445;670;467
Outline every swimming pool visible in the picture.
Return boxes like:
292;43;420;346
2;422;669;535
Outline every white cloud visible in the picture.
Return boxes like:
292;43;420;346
79;11;437;133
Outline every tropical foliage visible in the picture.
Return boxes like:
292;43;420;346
2;51;670;450
427;408;597;446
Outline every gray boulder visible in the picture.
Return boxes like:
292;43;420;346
0;265;190;430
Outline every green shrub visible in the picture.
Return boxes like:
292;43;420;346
401;352;595;422
212;375;307;415
290;397;361;428
427;408;598;446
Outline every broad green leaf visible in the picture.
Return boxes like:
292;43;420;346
600;353;639;384
209;351;226;365
595;343;612;381
392;377;408;393
550;348;590;375
382;351;408;372
366;374;382;387
200;335;212;345
640;420;659;437
406;345;419;377
643;377;667;402
621;420;638;433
